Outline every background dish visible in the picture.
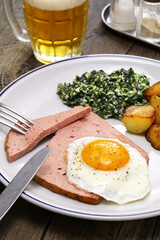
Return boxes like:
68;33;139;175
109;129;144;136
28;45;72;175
0;54;160;221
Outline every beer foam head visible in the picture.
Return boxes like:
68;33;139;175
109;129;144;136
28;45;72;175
24;0;87;11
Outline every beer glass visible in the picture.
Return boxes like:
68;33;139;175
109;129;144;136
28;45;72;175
3;0;90;64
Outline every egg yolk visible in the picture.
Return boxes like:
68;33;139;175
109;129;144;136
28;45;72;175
81;140;130;171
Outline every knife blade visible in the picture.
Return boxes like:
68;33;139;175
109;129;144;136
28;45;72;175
0;147;51;221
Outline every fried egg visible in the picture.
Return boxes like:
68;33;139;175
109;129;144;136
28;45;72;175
66;137;151;204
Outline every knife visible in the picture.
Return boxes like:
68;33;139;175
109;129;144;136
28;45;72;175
0;147;51;221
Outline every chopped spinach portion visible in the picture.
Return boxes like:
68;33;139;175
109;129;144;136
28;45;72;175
57;68;150;119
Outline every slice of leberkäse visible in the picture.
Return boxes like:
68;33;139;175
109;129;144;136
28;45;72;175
34;112;149;204
5;106;91;162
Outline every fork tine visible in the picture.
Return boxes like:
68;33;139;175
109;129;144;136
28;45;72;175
0;108;32;129
0;113;29;132
0;102;35;135
0;118;27;135
0;102;35;126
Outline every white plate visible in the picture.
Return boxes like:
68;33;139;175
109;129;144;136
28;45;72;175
0;54;160;221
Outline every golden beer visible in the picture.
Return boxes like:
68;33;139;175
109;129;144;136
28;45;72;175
23;0;89;64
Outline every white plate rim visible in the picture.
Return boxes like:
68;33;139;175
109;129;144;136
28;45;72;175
0;54;160;221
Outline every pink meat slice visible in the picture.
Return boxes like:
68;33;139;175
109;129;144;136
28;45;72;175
35;112;149;204
5;106;91;162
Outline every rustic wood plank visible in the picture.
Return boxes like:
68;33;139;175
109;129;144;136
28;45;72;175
42;213;160;240
0;43;40;89
0;183;53;240
43;213;122;240
117;218;160;239
128;42;160;61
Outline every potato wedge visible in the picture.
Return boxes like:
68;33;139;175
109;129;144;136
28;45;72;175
146;124;160;150
144;81;160;101
150;95;160;124
122;105;155;134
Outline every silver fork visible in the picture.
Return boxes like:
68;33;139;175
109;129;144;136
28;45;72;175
0;102;35;135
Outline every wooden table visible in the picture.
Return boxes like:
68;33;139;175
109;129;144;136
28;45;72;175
0;0;160;239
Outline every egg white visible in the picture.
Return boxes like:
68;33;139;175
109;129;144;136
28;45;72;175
66;136;151;204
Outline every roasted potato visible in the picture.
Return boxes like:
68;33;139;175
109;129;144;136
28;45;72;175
146;124;160;150
122;105;155;134
150;95;160;124
144;81;160;101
